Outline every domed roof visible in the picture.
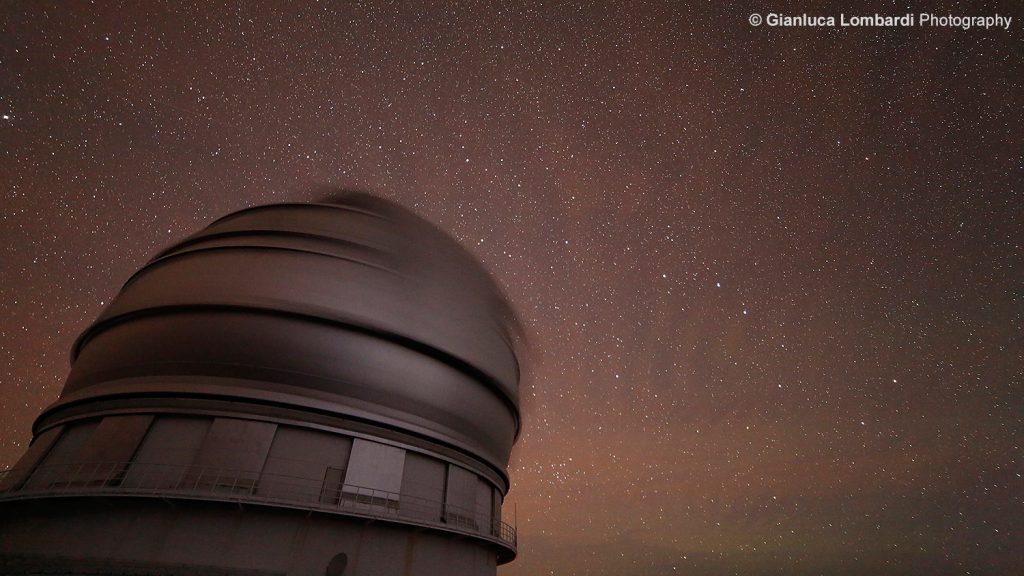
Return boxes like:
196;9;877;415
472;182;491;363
52;193;523;471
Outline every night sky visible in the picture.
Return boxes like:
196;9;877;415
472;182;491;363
1;2;1022;575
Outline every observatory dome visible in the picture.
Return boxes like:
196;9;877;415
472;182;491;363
43;193;522;475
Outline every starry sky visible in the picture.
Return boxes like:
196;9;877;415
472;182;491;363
1;2;1022;574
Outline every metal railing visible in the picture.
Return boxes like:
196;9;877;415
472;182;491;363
0;462;515;548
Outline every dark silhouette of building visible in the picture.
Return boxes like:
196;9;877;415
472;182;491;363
0;194;523;576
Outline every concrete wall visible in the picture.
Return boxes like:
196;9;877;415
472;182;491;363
0;498;499;576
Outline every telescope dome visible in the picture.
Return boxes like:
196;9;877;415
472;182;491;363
48;192;522;474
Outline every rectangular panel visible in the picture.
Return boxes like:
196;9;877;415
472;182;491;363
400;452;446;521
0;426;62;492
344;438;405;494
493;486;502;523
444;464;478;530
77;415;154;463
191;418;277;493
258;426;352;502
25;421;100;489
343;438;404;510
475;477;492;527
122;416;212;489
74;415;154;486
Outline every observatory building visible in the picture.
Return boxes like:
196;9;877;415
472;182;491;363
0;194;522;576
